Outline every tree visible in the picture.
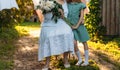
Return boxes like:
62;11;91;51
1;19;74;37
16;0;34;21
0;0;34;28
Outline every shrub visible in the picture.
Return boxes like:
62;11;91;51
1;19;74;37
85;0;106;41
0;8;22;28
16;0;34;21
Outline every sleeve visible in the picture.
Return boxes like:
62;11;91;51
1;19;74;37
80;3;86;9
32;0;40;10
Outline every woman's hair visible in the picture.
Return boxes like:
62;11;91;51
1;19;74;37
67;0;81;3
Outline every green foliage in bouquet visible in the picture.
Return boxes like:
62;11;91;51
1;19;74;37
51;1;63;23
85;0;106;41
35;0;64;23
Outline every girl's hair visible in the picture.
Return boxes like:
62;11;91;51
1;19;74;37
67;0;81;3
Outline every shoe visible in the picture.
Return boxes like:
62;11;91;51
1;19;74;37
42;67;49;70
64;63;70;68
81;62;89;66
75;60;82;66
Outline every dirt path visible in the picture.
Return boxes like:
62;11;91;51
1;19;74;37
14;30;44;70
14;29;117;70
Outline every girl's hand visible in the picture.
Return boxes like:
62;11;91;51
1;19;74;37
71;25;78;29
81;19;84;24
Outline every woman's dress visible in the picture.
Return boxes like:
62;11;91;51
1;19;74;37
32;0;74;61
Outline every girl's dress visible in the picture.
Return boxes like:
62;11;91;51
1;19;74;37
33;0;74;61
0;0;19;10
67;3;90;42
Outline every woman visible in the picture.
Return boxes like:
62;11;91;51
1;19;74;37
67;0;90;66
32;0;74;70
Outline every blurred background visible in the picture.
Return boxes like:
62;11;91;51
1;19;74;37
0;0;120;70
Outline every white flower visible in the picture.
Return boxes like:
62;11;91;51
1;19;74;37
43;6;51;11
45;1;55;9
39;1;44;8
37;0;55;12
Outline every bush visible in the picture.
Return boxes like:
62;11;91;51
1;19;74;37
85;0;106;41
0;8;22;28
0;0;34;29
16;0;34;21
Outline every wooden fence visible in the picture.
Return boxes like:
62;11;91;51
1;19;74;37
101;0;120;36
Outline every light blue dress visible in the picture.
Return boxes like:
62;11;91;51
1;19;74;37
33;0;74;61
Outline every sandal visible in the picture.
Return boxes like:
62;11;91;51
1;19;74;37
81;62;89;66
42;67;49;70
75;60;82;66
64;63;70;68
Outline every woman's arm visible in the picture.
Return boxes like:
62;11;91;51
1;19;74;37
35;9;44;23
72;9;84;29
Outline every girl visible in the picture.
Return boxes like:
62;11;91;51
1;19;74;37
67;0;90;66
32;0;74;70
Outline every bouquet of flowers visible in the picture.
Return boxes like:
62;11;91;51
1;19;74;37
34;0;73;26
35;0;63;23
36;0;55;13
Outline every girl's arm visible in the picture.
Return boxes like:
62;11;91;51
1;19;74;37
35;9;44;23
72;9;84;29
81;0;90;14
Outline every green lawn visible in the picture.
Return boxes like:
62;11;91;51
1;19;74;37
50;58;99;70
88;38;120;69
15;22;40;36
0;22;40;70
0;28;18;70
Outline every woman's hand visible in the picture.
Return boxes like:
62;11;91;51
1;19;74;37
58;9;64;18
35;9;44;23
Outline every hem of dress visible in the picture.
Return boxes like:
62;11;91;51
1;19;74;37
75;39;90;42
38;50;74;61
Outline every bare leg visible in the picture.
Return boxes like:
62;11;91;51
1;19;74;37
83;42;89;50
74;40;82;66
42;57;50;70
81;42;89;66
63;52;70;68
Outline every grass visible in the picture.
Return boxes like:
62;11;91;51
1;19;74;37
15;22;40;36
0;28;19;70
88;37;120;69
50;58;99;70
0;22;40;70
0;60;13;70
